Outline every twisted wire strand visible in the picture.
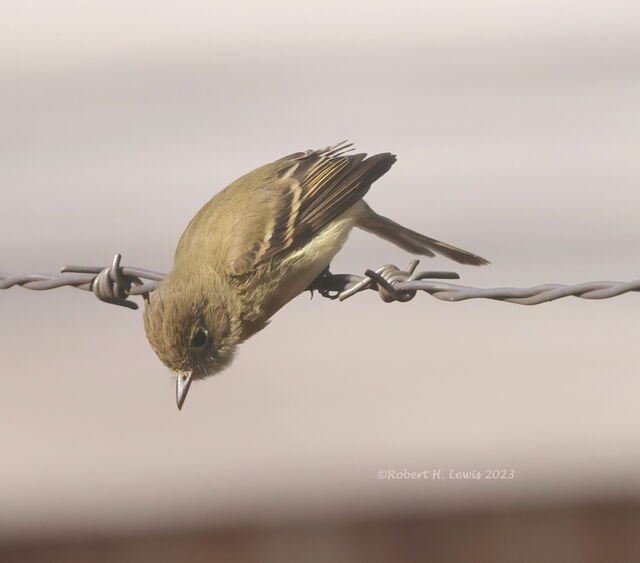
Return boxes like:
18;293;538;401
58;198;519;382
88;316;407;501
1;254;639;309
395;279;640;305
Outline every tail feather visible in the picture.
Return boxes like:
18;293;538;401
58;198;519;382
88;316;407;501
357;205;490;266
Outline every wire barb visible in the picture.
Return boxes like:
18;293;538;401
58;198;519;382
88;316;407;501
2;255;640;308
337;260;460;302
62;254;141;310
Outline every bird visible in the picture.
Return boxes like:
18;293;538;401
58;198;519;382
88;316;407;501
143;141;489;409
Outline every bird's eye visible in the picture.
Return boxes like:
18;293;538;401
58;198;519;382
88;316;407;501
191;328;208;348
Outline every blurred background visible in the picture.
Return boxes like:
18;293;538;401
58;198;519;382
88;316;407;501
1;1;640;561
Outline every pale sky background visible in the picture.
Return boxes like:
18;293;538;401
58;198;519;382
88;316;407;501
1;0;640;539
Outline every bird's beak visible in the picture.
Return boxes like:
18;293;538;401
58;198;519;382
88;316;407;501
176;372;193;410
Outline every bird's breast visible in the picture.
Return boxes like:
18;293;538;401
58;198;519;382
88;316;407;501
255;206;361;320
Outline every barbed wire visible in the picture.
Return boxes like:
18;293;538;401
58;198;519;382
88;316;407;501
0;254;163;310
2;253;639;309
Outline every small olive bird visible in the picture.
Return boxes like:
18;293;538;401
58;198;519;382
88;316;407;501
143;142;489;409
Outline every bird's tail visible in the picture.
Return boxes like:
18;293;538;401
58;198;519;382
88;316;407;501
356;204;490;266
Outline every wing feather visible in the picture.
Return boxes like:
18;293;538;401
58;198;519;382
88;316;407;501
230;142;396;275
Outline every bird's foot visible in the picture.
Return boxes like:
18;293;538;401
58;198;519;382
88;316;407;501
307;267;363;300
308;261;461;302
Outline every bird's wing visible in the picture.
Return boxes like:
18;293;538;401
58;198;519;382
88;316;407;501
229;141;396;276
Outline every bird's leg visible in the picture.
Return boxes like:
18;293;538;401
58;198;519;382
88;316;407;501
307;266;364;300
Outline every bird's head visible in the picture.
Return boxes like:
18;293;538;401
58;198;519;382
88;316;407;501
143;280;243;409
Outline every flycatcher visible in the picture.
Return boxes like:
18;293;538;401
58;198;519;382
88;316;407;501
143;142;489;409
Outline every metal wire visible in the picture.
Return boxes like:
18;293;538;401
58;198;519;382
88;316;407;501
1;254;639;309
